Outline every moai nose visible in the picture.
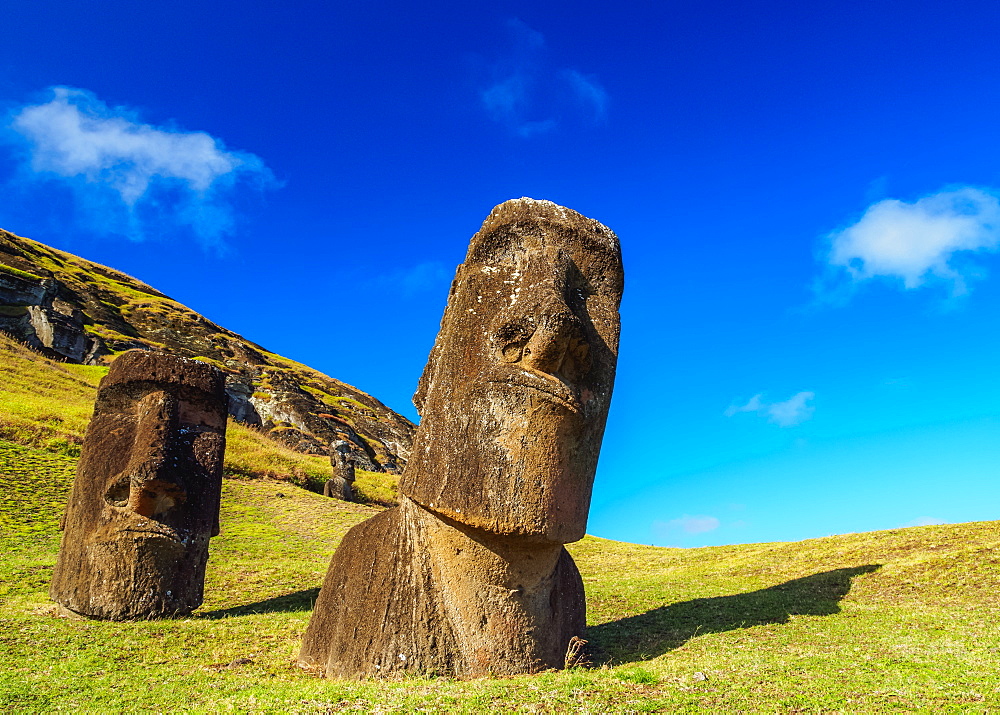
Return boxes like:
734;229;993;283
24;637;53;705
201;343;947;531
522;309;583;377
518;246;589;378
128;478;187;518
124;390;187;518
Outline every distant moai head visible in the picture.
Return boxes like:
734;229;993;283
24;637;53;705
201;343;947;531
330;441;357;483
326;442;356;500
402;199;623;543
50;350;228;619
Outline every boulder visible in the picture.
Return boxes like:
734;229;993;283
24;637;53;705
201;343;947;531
0;270;106;363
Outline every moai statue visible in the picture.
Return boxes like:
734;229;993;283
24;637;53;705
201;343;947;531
299;198;623;678
50;350;228;620
324;442;356;500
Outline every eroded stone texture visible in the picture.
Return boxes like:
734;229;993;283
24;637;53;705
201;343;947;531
49;350;228;619
299;198;623;678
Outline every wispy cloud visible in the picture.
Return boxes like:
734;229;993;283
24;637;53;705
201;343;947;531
479;19;609;137
374;260;452;296
825;187;1000;296
725;391;815;427
724;393;764;417
652;514;721;545
671;514;721;534
562;69;608;123
4;86;277;247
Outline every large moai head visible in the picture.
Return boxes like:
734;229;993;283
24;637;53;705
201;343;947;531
50;350;228;619
401;198;623;543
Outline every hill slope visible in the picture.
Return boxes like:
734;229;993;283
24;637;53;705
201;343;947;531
1;439;998;711
0;331;398;504
0;228;414;474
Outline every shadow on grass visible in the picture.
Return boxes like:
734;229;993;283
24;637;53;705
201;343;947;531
589;564;881;665
197;587;321;619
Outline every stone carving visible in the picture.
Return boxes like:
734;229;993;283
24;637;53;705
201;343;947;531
299;198;623;678
324;442;356;500
49;350;228;620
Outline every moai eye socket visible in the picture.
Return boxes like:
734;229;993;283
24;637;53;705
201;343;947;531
104;476;130;508
496;320;535;363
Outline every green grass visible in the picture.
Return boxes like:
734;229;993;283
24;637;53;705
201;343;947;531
222;419;331;485
0;333;106;456
0;333;395;504
1;435;998;711
1;229;413;476
0;262;42;281
0;441;76;535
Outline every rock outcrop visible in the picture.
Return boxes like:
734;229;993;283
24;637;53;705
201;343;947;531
0;268;106;363
299;198;624;678
49;350;228;619
0;229;414;474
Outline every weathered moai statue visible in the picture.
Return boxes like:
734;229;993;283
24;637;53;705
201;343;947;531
50;350;228;620
299;198;623;678
324;442;356;500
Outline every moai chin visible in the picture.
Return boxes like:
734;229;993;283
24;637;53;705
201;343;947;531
299;198;623;678
49;350;228;620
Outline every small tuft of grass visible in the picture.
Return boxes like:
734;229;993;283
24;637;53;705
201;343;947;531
0;262;41;281
223;419;330;485
352;467;400;506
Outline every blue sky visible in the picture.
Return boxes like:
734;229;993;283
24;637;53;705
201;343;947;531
1;0;998;547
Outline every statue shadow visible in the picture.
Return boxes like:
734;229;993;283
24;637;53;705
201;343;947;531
588;564;880;665
197;588;321;619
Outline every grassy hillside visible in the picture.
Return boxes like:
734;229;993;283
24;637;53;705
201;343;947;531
1;434;998;711
0;332;398;504
0;228;415;474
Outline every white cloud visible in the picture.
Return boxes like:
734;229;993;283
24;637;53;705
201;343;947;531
827;187;1000;295
5;86;276;246
479;19;608;137
725;391;815;427
767;391;815;427
724;393;763;417
672;514;721;534
481;76;529;127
